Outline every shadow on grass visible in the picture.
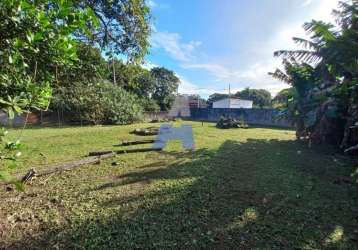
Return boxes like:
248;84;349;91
7;139;358;249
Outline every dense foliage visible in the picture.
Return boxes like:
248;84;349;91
76;0;151;63
0;0;97;115
54;81;143;125
0;0;153;186
0;128;23;189
235;88;272;108
0;0;152;116
270;1;358;151
151;67;180;111
272;88;295;109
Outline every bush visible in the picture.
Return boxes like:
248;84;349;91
54;81;143;125
140;98;161;112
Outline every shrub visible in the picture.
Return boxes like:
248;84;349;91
140;98;161;112
54;81;143;125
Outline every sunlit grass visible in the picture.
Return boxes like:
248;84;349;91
0;121;357;249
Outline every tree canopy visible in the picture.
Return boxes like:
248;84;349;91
0;0;152;117
207;93;229;107
77;0;151;63
151;67;180;111
235;88;272;108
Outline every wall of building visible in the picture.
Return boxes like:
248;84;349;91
229;99;253;109
189;108;292;128
213;98;253;109
212;99;230;109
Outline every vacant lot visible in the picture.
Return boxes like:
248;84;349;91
0;122;357;249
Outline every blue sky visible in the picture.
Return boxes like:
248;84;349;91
145;0;340;98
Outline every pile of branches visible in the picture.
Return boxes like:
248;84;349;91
150;118;176;123
131;127;159;136
216;117;249;129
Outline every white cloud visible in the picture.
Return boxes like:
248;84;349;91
142;61;159;70
152;0;340;97
182;63;240;81
151;31;202;62
176;74;242;97
177;75;214;96
182;60;289;96
302;0;313;7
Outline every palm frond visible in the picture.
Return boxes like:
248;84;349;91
268;68;291;84
274;50;322;64
303;20;337;42
292;37;319;50
333;1;358;30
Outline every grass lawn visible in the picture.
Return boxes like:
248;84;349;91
0;121;357;249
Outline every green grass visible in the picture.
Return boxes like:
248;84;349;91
1;121;357;249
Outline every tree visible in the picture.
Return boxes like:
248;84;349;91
109;60;155;97
1;0;152;115
77;0;151;63
0;0;98;115
269;60;320;138
55;43;110;86
271;1;358;149
272;88;295;109
0;0;98;187
150;67;180;111
207;93;229;107
235;88;272;108
0;0;152;186
55;81;143;125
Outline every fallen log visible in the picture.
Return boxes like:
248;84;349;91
1;153;116;187
89;147;162;157
35;152;115;177
114;139;155;147
3;147;162;188
130;128;159;136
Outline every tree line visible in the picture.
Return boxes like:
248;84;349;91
52;44;179;125
0;0;180;126
0;0;179;186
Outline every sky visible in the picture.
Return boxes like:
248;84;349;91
145;0;341;98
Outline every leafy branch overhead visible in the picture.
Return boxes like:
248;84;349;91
77;0;151;63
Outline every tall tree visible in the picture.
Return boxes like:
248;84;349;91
0;0;152;185
271;1;358;149
0;0;98;116
109;60;155;97
77;0;151;63
0;0;152;115
150;67;180;111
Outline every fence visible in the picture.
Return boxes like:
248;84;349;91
189;108;292;128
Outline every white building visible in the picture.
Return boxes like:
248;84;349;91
213;98;253;109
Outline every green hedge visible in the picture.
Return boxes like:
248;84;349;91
53;81;143;125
